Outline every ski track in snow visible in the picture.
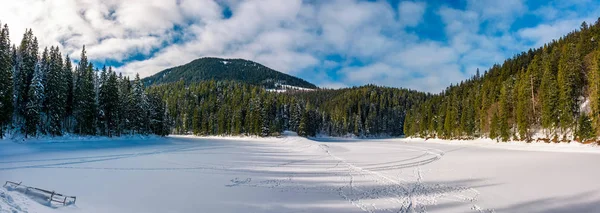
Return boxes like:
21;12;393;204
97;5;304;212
220;137;488;213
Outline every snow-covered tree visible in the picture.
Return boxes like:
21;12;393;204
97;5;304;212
25;61;44;137
63;55;74;132
45;46;65;136
74;46;97;135
15;30;38;127
99;67;119;136
0;23;13;138
131;74;149;134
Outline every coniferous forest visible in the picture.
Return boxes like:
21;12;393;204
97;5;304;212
0;24;169;139
404;19;600;143
148;82;426;137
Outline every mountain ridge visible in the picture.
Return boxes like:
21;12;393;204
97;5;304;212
143;57;317;89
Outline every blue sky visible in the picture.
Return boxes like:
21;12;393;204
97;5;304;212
1;0;599;92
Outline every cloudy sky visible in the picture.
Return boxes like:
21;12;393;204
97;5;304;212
0;0;598;92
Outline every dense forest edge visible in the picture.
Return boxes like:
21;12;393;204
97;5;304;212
148;81;426;137
404;19;600;144
0;25;169;139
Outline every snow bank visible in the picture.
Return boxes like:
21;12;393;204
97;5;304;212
403;137;600;154
1;132;161;144
0;187;64;213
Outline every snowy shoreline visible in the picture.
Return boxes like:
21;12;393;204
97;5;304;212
402;137;600;154
4;132;600;154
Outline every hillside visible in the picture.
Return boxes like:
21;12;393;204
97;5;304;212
404;20;600;143
143;57;317;89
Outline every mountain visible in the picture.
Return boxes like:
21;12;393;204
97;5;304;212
143;57;317;89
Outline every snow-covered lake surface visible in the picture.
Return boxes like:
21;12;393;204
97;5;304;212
2;134;600;213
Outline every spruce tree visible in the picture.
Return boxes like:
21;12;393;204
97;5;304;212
516;69;532;140
16;30;38;127
99;67;119;136
148;92;167;136
74;47;97;135
45;46;65;136
117;74;132;135
0;23;13;138
489;110;499;140
25;62;44;137
63;55;74;128
576;113;594;142
498;79;514;142
260;99;270;136
557;44;582;135
97;66;108;135
540;49;559;137
132;74;149;134
587;51;600;137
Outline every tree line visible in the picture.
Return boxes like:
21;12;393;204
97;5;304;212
404;19;600;143
0;22;169;139
148;81;426;137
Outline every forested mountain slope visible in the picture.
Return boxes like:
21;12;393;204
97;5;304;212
404;19;600;142
143;57;317;89
147;81;427;137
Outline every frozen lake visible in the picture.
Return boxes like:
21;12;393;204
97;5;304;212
1;135;600;213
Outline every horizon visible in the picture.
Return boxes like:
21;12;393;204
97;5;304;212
1;0;598;93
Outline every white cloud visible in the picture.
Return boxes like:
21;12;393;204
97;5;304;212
0;0;596;93
398;1;427;27
466;0;526;26
518;18;596;48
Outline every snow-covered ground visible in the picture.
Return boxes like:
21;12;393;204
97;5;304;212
1;134;600;213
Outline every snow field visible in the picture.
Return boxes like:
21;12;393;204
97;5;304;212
1;135;600;212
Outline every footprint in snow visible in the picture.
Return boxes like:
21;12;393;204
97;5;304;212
225;178;252;187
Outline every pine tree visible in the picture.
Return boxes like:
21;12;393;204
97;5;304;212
63;55;74;131
587;51;600;137
117;74;132;135
40;47;49;116
489;110;499;140
528;55;543;125
260;99;270;136
74;47;97;135
557;44;582;135
97;66;108;135
0;23;13;139
516;69;532;140
576;113;594;142
45;46;65;136
148;92;167;136
443;94;457;138
25;61;44;137
353;114;361;136
16;30;38;127
540;49;559;137
131;74;149;134
498;78;514;142
99;67;119;136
